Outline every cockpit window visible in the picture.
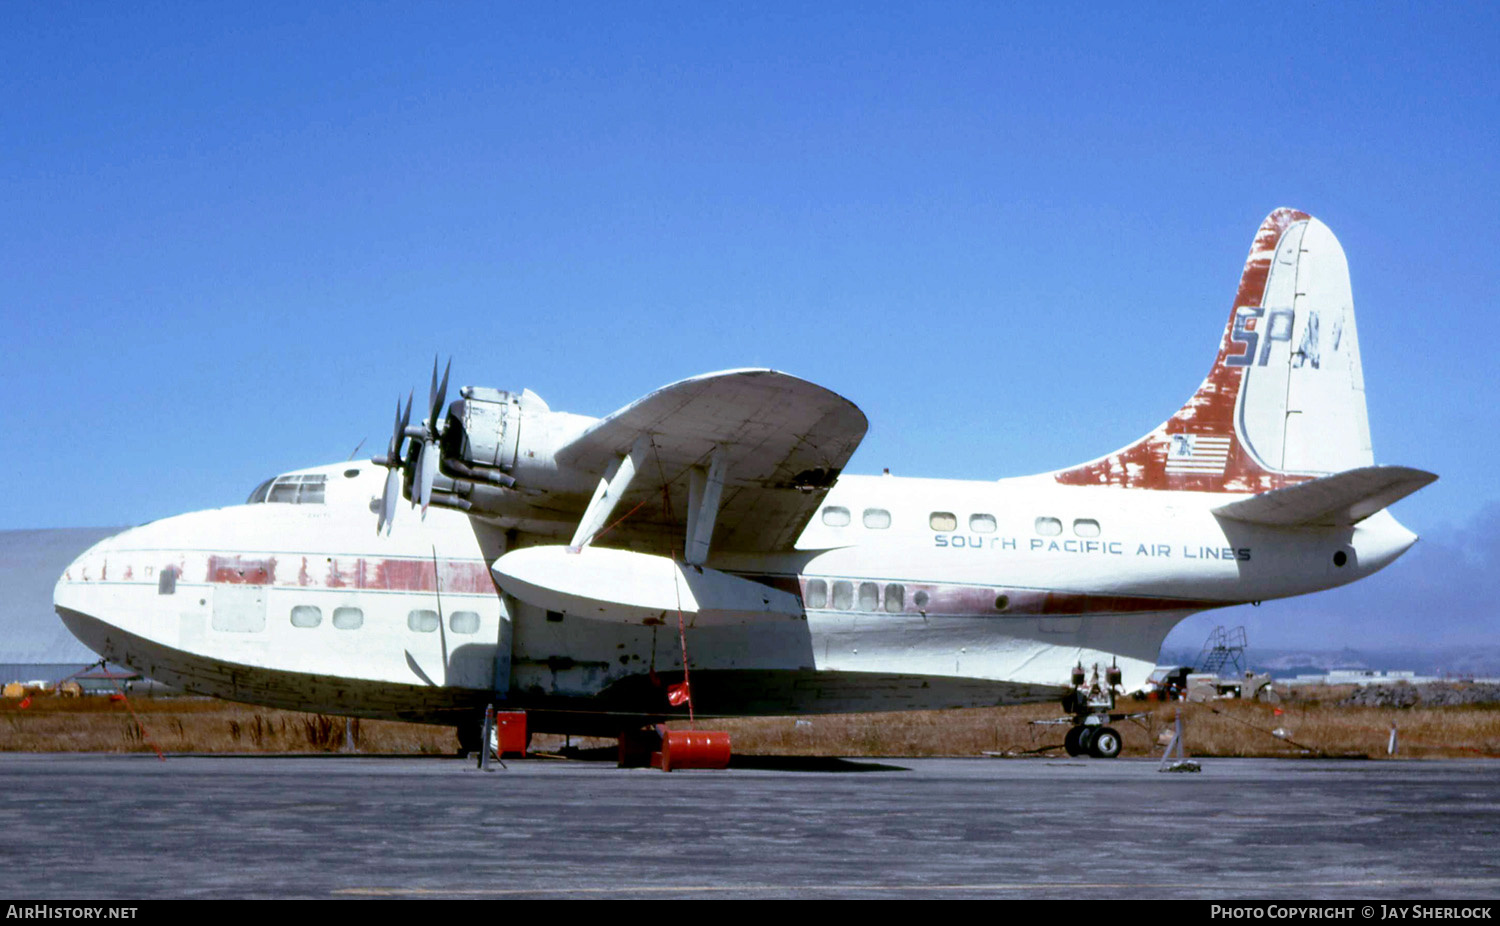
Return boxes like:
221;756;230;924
248;474;326;505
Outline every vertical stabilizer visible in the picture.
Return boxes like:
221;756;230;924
1054;209;1373;494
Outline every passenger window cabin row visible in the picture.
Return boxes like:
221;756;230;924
803;580;1004;614
286;605;482;634
805;579;905;613
820;506;1102;537
158;569;485;635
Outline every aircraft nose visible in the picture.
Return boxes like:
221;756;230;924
54;530;124;608
53;527;137;660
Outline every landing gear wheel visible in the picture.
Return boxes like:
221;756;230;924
1088;726;1122;759
1063;725;1086;757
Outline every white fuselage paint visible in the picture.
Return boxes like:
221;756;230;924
53;460;1417;727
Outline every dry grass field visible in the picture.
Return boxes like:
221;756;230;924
711;692;1500;760
3;687;1498;759
0;695;455;755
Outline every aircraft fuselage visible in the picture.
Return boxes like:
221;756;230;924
53;460;1415;733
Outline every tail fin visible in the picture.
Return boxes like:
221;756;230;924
1055;208;1373;494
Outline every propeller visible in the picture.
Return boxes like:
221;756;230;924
414;357;451;519
372;357;453;533
374;392;413;535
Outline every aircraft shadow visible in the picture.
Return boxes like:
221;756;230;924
728;755;908;773
529;745;907;771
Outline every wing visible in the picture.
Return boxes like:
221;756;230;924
554;369;867;556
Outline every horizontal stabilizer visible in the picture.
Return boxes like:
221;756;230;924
1212;466;1437;528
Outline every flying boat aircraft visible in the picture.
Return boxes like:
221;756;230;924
54;209;1435;759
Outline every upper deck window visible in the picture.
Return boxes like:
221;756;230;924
1035;517;1063;536
862;508;892;529
929;512;958;531
821;506;851;527
248;474;326;505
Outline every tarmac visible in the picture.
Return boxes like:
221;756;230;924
0;753;1497;900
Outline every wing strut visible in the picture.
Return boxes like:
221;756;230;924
569;436;651;551
684;447;727;566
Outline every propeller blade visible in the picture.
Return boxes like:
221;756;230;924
417;439;439;518
429;357;451;431
377;392;416;466
383;398;403;462
379;466;401;535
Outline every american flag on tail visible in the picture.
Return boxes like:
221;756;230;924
1165;433;1232;476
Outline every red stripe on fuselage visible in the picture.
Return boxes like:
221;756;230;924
797;576;1228;617
206;555;276;585
200;555;498;594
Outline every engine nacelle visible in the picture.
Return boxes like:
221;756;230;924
443;386;525;474
426;385;598;523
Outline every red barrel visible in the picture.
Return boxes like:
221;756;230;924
660;730;731;771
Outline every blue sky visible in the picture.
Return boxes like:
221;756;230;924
3;3;1496;650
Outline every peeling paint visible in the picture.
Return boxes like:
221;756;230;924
1293;311;1321;369
372;557;495;594
1054;208;1316;494
183;554;500;594
206;555;275;585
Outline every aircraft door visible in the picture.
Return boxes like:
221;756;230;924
211;585;266;633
